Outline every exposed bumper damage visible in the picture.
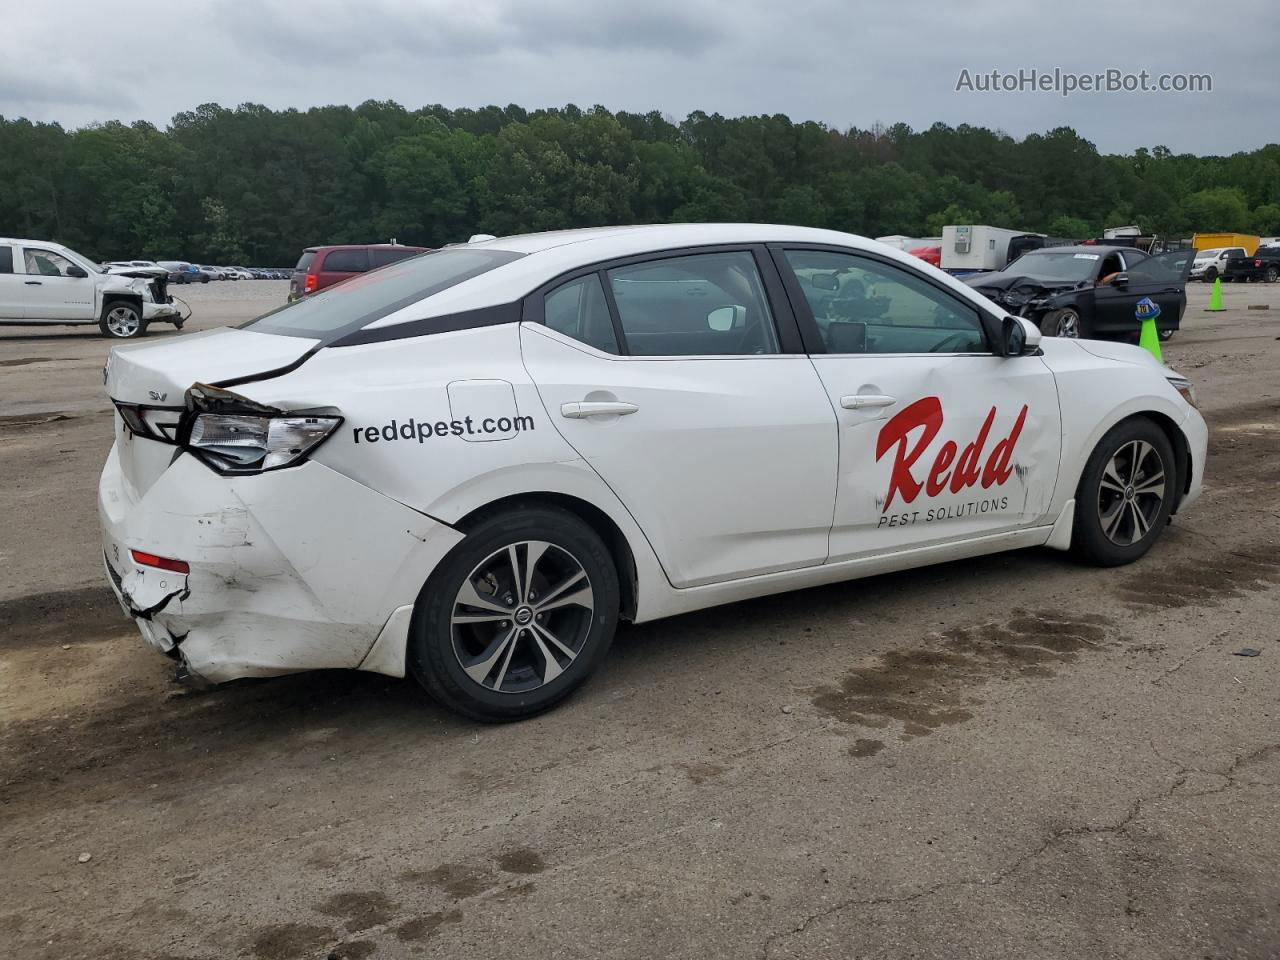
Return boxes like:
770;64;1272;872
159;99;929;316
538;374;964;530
99;441;465;684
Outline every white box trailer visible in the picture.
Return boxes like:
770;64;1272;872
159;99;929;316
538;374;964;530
941;225;1043;272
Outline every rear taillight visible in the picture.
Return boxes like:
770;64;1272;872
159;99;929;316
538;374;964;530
304;274;317;293
1255;259;1264;267
131;550;190;574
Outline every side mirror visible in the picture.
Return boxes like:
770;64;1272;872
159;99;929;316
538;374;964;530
1001;315;1040;357
708;304;746;332
65;264;88;278
1109;273;1129;286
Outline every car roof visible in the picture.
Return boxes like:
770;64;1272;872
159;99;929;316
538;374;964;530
361;223;990;333
1022;244;1144;257
304;243;432;253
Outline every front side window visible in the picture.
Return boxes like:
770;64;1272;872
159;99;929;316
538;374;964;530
0;246;12;274
322;249;370;273
606;251;780;357
543;274;619;354
783;250;987;355
24;248;75;277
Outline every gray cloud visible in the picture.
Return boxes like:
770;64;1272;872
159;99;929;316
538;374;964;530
0;0;1274;155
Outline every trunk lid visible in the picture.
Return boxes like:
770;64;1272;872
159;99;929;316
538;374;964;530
105;328;318;495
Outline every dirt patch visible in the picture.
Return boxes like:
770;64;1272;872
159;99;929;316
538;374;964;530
848;738;886;759
0;411;74;431
0;357;55;367
675;761;726;785
326;942;376;960
0;586;129;652
812;610;1113;739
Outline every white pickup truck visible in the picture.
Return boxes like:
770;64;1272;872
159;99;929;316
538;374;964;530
0;237;183;338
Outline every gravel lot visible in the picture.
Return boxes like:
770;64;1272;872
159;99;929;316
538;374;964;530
2;279;1278;960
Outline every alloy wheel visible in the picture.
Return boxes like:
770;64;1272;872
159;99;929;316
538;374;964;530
1055;310;1080;338
1097;439;1166;546
105;306;140;337
450;540;595;693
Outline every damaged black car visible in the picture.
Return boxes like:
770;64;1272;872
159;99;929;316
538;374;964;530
963;245;1192;341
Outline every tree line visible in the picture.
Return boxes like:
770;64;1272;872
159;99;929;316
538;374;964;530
2;101;1277;266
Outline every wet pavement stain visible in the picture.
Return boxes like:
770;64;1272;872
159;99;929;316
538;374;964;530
675;761;726;785
848;738;886;759
249;922;333;960
812;610;1113;740
326;941;376;960
403;863;496;900
395;909;463;942
496;847;547;875
317;891;397;933
1115;547;1280;610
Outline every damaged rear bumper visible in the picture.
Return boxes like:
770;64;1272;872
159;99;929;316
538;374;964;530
98;442;464;683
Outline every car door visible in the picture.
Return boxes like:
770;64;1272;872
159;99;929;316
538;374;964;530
1110;249;1193;327
0;244;25;319
520;246;839;588
19;247;95;321
772;245;1062;563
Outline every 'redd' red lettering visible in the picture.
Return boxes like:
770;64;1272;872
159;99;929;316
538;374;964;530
875;397;1030;511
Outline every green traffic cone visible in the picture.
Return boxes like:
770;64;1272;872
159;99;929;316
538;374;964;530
1138;314;1163;363
1206;276;1225;312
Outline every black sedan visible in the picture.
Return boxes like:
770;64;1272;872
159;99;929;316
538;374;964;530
964;245;1192;340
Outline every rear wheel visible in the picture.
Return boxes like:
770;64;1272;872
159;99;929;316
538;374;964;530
409;505;620;722
1071;418;1176;566
99;302;147;339
1266;266;1278;283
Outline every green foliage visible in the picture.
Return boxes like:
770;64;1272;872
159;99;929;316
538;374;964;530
1;103;1274;264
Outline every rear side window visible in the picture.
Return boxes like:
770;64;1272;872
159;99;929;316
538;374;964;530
321;249;369;273
0;247;11;274
243;248;523;342
294;251;316;272
606;251;780;356
544;274;619;354
370;248;423;268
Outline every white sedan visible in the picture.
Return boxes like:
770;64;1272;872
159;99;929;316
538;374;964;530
100;224;1206;720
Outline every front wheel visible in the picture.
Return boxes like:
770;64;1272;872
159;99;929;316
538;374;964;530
1203;267;1218;282
409;505;620;722
1040;307;1086;339
99;302;147;339
1071;418;1176;566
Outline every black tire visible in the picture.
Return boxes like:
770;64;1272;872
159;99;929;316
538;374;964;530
1203;266;1217;282
98;301;148;339
409;504;620;722
1266;267;1278;283
1039;306;1088;339
1070;417;1176;566
1157;328;1174;342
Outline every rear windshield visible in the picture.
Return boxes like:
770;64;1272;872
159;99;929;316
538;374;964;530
294;251;316;272
243;248;524;343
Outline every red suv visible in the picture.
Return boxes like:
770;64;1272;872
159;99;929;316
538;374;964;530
289;244;431;300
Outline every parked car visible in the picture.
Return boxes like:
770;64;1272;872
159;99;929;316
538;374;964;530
1189;247;1245;282
106;260;162;273
1222;245;1280;283
196;266;222;282
289;243;431;300
157;260;200;284
99;224;1205;720
0;237;181;338
964;245;1192;340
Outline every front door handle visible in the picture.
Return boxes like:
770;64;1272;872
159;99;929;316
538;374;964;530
561;401;639;419
840;394;896;410
24;280;41;286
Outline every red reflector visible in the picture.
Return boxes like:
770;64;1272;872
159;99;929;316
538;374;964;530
130;550;190;574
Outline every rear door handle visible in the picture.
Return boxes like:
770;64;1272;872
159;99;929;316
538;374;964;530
24;280;41;286
840;394;896;410
560;401;639;419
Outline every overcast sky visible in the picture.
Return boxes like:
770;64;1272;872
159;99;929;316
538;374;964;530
2;0;1273;155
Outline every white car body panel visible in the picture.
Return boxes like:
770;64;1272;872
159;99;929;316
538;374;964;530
96;223;1208;687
